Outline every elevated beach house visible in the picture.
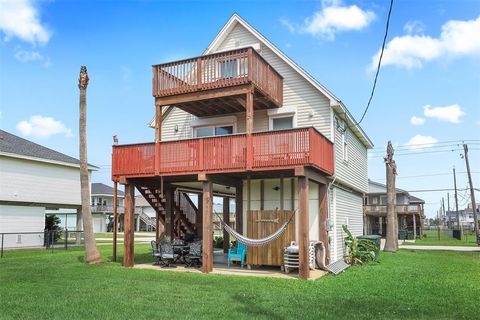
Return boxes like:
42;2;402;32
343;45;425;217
0;130;98;248
111;14;373;279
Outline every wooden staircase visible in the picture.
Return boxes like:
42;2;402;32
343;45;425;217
137;186;198;238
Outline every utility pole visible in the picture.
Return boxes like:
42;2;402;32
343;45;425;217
384;141;398;252
442;197;446;229
453;166;460;230
463;144;478;240
437;209;440;240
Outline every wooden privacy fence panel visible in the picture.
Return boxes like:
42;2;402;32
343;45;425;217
111;127;334;178
246;210;295;266
152;47;283;106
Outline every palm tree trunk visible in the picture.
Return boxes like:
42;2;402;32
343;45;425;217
79;66;102;264
384;141;398;252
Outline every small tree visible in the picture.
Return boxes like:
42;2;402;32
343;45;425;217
45;215;62;244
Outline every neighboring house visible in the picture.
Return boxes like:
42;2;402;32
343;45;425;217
364;180;425;239
0;130;98;248
446;203;480;230
91;183;124;233
111;14;373;278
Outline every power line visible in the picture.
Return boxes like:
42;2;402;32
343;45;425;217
370;171;480;181
369;140;480;151
369;148;480;158
352;0;394;126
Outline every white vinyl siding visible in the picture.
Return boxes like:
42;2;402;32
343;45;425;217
0;156;85;206
333;116;368;193
330;187;363;261
0;205;45;248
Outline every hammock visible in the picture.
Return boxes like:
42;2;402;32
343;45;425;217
214;210;296;247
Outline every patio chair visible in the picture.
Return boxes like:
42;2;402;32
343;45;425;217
184;240;202;268
151;241;162;265
157;239;179;267
227;242;247;268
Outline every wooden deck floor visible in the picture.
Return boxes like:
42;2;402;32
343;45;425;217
134;252;327;280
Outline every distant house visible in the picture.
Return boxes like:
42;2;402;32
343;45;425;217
364;180;425;239
91;183;124;233
446;203;480;230
0;130;98;248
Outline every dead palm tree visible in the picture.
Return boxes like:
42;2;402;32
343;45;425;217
384;141;398;252
78;66;102;263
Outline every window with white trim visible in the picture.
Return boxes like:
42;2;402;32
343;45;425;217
194;124;234;137
342;129;348;161
269;113;295;131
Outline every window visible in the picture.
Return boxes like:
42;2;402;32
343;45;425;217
380;196;387;205
342;130;348;161
272;116;293;130
194;124;234;138
371;197;378;205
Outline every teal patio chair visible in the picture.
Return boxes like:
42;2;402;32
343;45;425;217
227;242;247;268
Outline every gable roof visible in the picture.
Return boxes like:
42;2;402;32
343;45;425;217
92;183;124;197
368;180;408;195
204;13;373;149
0;129;98;169
368;180;425;204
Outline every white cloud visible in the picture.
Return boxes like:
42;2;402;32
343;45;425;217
410;116;425;125
0;0;50;45
370;16;480;70
423;104;465;124
13;48;51;67
405;134;438;151
281;0;375;41
16;115;72;138
403;20;425;34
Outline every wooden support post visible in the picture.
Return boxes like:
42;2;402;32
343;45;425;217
155;211;160;242
280;176;284;210
113;181;118;261
155;105;162;175
319;183;329;265
223;197;230;253
235;182;243;234
123;183;135;267
260;180;265;210
298;175;310;280
247;176;251;212
165;188;175;241
290;178;295;210
413;213;417;240
202;180;213;273
246;87;254;170
197;194;203;238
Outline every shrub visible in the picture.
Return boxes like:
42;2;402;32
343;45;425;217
45;214;63;244
342;225;378;265
214;236;224;249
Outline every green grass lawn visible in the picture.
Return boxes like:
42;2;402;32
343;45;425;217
94;232;156;239
1;245;479;319
411;229;478;247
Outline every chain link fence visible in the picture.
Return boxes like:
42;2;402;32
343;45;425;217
0;230;84;258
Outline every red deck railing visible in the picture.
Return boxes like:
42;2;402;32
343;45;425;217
152;47;283;106
112;127;333;178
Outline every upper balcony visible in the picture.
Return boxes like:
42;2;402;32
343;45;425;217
152;47;283;116
365;205;423;216
111;127;333;181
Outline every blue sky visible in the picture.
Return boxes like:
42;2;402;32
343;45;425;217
0;0;479;218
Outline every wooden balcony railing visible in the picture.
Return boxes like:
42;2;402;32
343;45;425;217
365;204;421;215
152;47;283;106
112;127;333;179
